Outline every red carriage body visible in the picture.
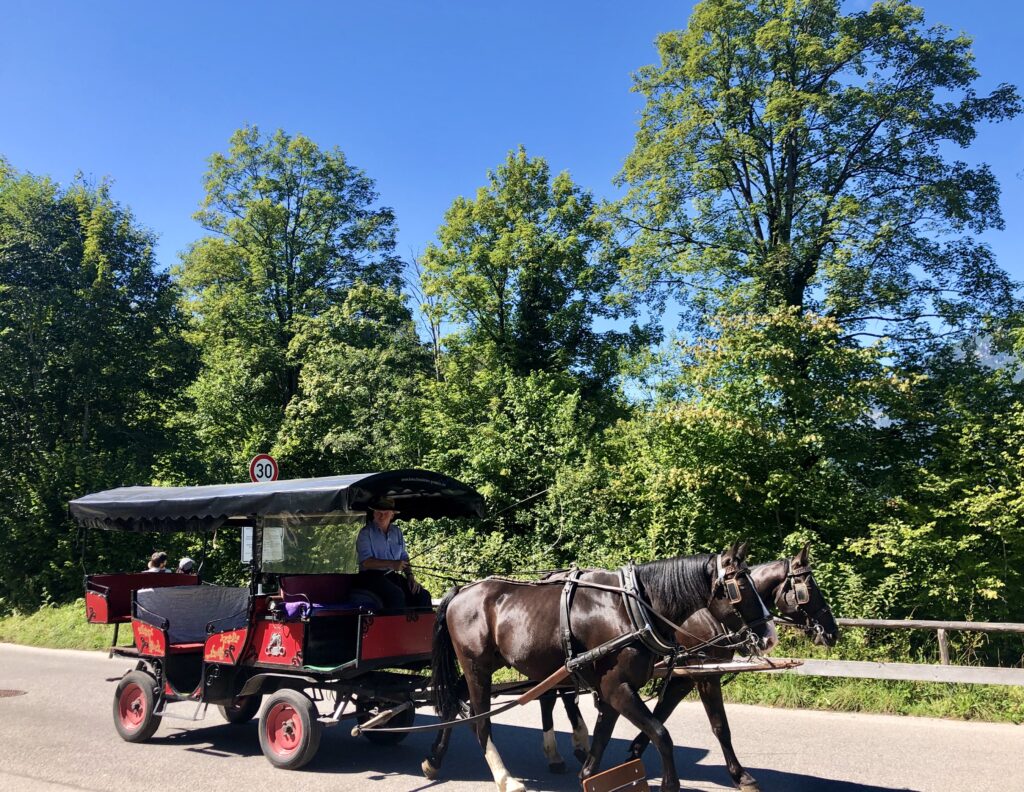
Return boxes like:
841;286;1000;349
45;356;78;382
70;470;483;768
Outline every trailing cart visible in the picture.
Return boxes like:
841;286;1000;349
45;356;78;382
72;469;483;769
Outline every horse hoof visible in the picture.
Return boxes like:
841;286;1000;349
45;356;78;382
573;748;589;764
503;779;527;792
422;758;439;780
739;784;760;792
549;761;567;774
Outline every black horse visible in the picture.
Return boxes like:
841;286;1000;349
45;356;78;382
424;542;778;792
538;543;839;792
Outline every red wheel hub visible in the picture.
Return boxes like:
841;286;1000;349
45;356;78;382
265;702;302;757
118;683;146;730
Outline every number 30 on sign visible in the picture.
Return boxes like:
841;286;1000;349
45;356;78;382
249;454;279;483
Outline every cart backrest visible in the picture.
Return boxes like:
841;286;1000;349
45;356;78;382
85;572;198;623
279;573;354;604
135;586;250;644
277;573;383;616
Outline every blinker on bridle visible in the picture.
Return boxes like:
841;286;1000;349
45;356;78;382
778;558;833;637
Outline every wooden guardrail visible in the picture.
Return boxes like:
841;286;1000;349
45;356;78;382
775;617;1024;687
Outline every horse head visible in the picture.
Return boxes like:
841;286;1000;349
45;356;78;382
708;541;778;654
771;543;840;646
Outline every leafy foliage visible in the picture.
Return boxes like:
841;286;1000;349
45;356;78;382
424;147;649;390
0;165;191;610
175;127;405;481
619;0;1020;340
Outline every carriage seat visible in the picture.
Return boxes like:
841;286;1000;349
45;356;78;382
85;572;198;624
134;585;249;652
278;574;382;620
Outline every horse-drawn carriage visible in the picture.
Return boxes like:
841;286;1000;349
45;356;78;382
73;468;836;792
73;469;483;769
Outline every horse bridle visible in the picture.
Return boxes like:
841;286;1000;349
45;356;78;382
773;558;832;639
710;555;773;650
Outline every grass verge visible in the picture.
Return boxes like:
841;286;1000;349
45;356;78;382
0;599;131;651
3;601;1021;724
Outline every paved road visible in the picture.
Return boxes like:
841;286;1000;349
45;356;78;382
1;643;1020;791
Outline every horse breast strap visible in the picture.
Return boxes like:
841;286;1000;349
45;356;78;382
619;563;677;657
559;568;590;690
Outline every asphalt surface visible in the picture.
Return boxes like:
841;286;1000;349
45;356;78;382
1;642;1020;791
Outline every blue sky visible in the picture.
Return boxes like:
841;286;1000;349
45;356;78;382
2;1;1022;288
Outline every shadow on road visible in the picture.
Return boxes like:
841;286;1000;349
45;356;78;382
149;713;919;791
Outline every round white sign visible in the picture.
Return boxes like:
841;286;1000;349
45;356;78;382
248;454;279;483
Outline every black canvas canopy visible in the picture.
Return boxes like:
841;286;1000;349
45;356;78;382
69;469;485;533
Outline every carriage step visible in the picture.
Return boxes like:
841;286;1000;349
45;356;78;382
581;759;648;792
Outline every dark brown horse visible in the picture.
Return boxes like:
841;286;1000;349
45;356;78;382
539;544;839;791
423;543;778;792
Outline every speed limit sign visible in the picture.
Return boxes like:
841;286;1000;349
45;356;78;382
249;454;279;483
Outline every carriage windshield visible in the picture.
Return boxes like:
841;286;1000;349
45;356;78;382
244;513;366;574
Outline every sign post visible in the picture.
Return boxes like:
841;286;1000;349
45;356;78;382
249;454;279;483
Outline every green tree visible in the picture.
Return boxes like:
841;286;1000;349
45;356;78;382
177;127;403;480
274;283;431;475
0;162;191;611
418;364;598;574
424;147;647;389
850;336;1024;628
612;0;1021;556
619;0;1020;338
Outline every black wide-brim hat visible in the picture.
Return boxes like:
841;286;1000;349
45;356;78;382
369;497;400;512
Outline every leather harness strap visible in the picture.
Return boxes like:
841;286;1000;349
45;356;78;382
560;568;589;690
619;563;679;657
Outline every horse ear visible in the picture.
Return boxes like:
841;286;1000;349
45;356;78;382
797;542;811;566
737;541;750;561
723;541;739;565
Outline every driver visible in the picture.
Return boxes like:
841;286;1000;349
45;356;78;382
355;497;432;609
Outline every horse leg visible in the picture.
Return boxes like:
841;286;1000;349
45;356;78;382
422;726;452;780
697;677;759;792
606;683;681;792
539;690;566;773
628;676;695;759
561;690;590;764
466;665;526;792
579;699;619;784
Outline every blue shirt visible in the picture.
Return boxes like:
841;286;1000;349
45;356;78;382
356;521;409;569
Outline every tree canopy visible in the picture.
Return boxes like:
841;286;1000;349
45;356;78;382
619;0;1020;343
176;127;405;480
424;147;648;387
0;164;189;610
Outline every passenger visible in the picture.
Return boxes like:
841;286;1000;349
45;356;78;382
144;551;170;573
177;557;196;574
355;497;432;609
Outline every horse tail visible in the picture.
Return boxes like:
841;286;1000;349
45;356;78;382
431;585;463;721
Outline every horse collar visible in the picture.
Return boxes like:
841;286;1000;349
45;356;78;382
619;563;678;658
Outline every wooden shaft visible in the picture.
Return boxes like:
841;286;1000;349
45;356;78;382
350;700;413;737
517;666;572;705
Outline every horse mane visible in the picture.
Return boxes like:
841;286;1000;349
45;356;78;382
634;554;715;623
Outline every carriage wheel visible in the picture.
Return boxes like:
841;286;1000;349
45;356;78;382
219;694;262;724
356;698;416;746
113;670;162;742
259;689;321;770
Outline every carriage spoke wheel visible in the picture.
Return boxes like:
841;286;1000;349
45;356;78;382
259;689;321;770
113;670;162;742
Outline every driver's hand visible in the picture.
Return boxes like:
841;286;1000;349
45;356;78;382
391;559;406;572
